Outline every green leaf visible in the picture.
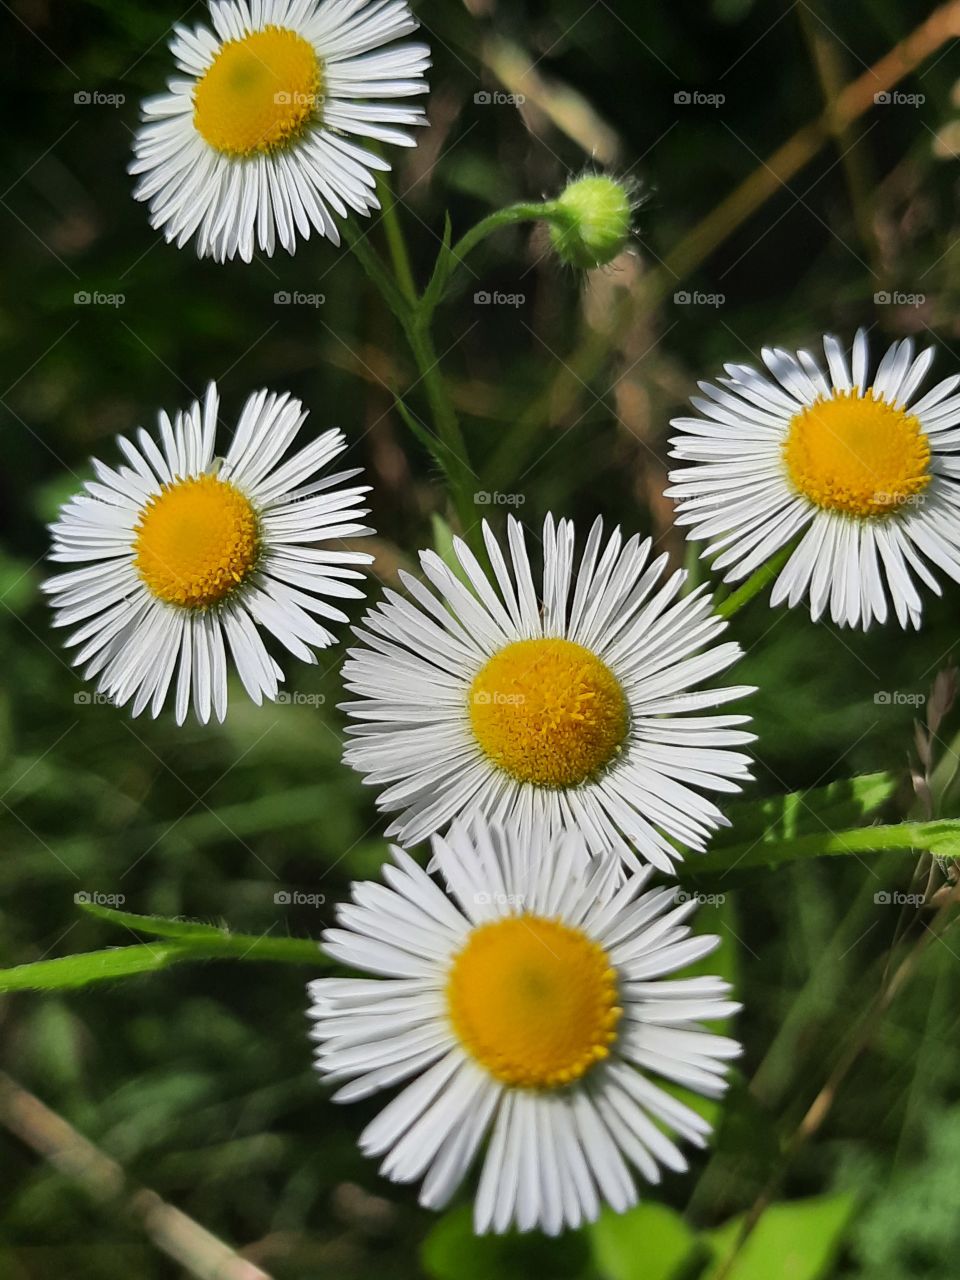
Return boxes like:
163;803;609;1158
691;818;960;876
420;210;456;317
0;931;324;993
422;1205;589;1280
0;944;197;991
713;773;897;848
703;1192;857;1280
590;1203;703;1280
394;394;458;476
78;902;228;940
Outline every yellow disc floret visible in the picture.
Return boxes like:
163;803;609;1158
193;26;323;157
446;914;622;1089
468;637;629;788
783;389;931;518
134;474;259;608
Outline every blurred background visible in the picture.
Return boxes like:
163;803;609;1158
1;0;960;1275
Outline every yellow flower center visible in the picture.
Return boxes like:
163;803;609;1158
193;26;323;157
468;637;629;788
134;474;259;608
783;390;931;518
446;914;622;1089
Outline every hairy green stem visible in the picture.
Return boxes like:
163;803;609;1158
404;313;480;539
347;227;476;537
448;201;559;273
421;200;559;320
348;199;563;544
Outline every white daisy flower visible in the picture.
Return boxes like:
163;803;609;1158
341;515;754;874
43;382;373;724
130;0;430;262
309;818;741;1235
667;329;960;630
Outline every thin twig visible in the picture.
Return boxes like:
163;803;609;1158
647;2;960;298
0;1072;272;1280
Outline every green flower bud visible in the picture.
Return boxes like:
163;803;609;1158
548;174;633;269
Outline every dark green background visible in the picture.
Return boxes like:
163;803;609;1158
1;0;959;1275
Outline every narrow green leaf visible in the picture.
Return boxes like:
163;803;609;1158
420;210;455;318
78;902;228;940
692;818;960;875
0;944;193;991
713;773;897;848
394;394;458;476
0;932;324;993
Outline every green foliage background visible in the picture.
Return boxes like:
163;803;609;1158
1;0;960;1275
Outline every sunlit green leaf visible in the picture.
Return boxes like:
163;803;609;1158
422;1205;589;1280
703;1192;858;1280
711;773;897;848
590;1203;702;1280
691;819;959;875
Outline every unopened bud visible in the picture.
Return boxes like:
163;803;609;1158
548;174;633;269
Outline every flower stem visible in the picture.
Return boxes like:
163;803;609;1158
348;196;564;547
346;223;478;542
421;200;559;319
449;200;559;267
376;174;418;306
344;223;410;324
715;544;794;619
404;313;479;539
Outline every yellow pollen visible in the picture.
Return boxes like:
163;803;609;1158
193;26;323;157
134;474;259;608
783;389;931;518
446;914;622;1089
468;637;629;788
